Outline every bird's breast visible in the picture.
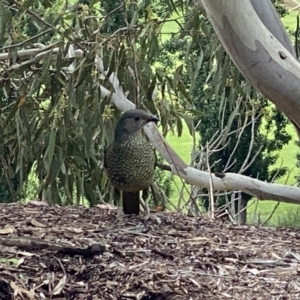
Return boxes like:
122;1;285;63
105;136;156;192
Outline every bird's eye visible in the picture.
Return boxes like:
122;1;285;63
134;116;140;121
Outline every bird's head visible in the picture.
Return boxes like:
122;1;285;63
114;109;159;141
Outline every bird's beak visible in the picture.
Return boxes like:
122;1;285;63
147;115;159;123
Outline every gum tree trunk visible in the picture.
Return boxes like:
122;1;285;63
200;0;300;138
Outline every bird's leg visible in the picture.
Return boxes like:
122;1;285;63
113;188;120;207
150;183;159;209
139;193;147;213
142;188;150;216
114;188;123;220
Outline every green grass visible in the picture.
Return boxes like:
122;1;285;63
167;127;197;207
282;10;299;31
274;124;298;185
160;16;182;42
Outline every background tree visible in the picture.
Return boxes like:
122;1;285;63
0;0;55;202
157;0;291;222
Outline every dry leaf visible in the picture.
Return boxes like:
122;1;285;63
52;275;67;295
10;281;35;299
27;200;49;207
66;227;83;234
30;218;47;228
96;203;117;210
0;225;15;234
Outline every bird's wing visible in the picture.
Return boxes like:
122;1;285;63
154;149;158;168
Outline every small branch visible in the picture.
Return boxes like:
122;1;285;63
0;29;54;52
0;237;106;258
156;162;171;172
206;142;215;219
151;248;175;260
260;201;280;227
239;110;260;173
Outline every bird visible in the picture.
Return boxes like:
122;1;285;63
104;109;159;214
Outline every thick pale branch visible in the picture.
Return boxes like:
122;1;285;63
0;48;42;61
250;0;295;55
0;45;83;68
175;167;300;204
200;0;300;137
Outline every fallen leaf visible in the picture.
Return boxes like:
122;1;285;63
0;225;15;234
10;281;35;299
53;275;67;295
27;200;49;206
31;218;47;228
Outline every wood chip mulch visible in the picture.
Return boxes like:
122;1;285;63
0;201;300;300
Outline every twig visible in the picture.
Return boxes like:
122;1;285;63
260;201;280;227
206;142;215;219
151;248;175;260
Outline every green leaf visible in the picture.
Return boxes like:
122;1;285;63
180;113;193;136
50;155;61;181
176;116;183;137
139;23;151;39
46;129;57;172
173;64;183;87
0;2;11;43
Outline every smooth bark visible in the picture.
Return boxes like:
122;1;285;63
200;0;300;136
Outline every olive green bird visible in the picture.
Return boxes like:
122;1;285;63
104;109;159;214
